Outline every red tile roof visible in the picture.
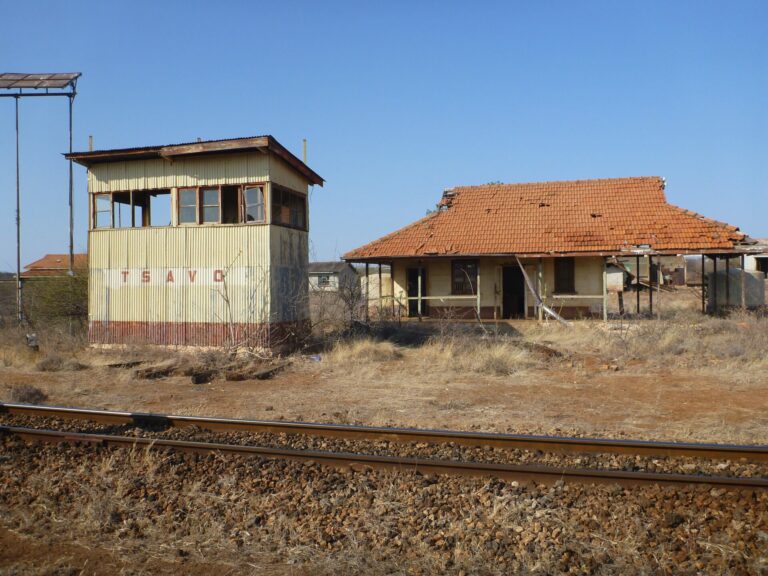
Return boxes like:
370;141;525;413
22;253;88;278
344;177;748;260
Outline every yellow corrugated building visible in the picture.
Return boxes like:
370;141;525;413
68;135;323;349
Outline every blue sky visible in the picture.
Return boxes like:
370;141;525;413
0;1;765;270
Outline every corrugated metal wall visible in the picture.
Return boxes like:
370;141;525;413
269;155;310;193
90;226;272;345
88;152;271;193
270;226;309;323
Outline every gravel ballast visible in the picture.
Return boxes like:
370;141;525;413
1;435;767;575
2;413;767;479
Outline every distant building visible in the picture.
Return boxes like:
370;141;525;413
21;254;88;278
345;177;762;319
308;261;358;292
67;135;324;349
745;239;768;278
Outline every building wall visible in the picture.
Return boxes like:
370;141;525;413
309;272;340;292
88;152;272;193
389;256;605;318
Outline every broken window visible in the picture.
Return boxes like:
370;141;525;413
244;185;265;223
94;194;112;228
554;257;575;293
178;188;197;224
148;190;171;226
318;274;330;287
452;260;478;295
113;192;132;228
271;186;307;230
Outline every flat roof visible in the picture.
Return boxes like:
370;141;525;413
0;73;81;89
66;135;324;186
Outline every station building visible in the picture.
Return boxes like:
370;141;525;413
68;136;323;349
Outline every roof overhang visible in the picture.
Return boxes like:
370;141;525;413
344;247;763;263
65;135;324;186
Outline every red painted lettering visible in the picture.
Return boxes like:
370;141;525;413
213;269;224;283
166;271;175;283
187;270;197;283
121;271;129;283
141;270;151;283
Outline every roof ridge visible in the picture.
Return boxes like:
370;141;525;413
448;176;662;191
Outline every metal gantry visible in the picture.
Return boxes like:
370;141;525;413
0;73;81;323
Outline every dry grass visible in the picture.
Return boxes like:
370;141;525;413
418;336;544;376
522;311;768;377
326;338;403;366
323;332;547;379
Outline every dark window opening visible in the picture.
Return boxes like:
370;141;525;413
554;257;575;293
757;258;768;277
221;186;240;224
452;260;478;295
271;186;307;230
318;274;330;287
244;185;265;223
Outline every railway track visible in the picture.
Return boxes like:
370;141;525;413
2;402;767;490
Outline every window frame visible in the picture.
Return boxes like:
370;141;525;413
317;274;330;287
270;183;308;231
177;187;200;226
451;259;479;296
93;193;113;229
199;186;221;225
242;184;266;224
554;257;576;294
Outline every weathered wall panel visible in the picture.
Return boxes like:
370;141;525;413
88;153;271;193
269;155;310;194
269;226;309;323
89;226;272;336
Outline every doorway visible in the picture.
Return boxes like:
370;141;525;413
406;267;428;317
502;265;525;318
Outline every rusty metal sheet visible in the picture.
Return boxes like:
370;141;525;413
0;73;80;89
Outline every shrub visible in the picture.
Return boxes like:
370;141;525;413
8;384;48;404
36;354;87;372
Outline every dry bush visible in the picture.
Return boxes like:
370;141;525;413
8;383;48;404
35;354;87;372
420;335;544;376
326;338;403;366
0;326;38;368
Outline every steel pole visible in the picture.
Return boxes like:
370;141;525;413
15;96;21;324
68;94;74;275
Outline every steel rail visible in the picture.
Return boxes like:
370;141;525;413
2;425;767;491
2;402;768;462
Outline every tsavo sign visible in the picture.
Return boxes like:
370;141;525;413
104;267;262;289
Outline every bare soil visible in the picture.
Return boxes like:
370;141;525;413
1;313;767;444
